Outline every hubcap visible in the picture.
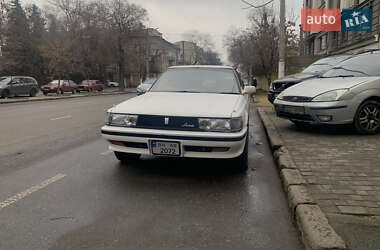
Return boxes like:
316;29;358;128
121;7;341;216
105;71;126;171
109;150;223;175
359;104;380;132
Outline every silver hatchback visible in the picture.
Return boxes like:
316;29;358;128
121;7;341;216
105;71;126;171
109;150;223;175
0;76;39;98
274;51;380;134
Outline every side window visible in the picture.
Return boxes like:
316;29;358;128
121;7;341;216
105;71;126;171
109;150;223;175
12;77;22;84
24;78;32;84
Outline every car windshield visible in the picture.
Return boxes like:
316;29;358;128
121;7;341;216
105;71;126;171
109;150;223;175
150;68;241;94
81;80;92;84
0;77;11;86
143;78;156;85
323;53;380;78
302;56;350;74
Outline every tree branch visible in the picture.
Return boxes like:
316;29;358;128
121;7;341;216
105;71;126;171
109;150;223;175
241;0;274;9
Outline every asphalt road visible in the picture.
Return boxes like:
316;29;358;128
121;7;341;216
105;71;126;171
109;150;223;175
0;94;303;250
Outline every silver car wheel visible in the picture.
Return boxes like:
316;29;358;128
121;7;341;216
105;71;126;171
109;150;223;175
355;101;380;134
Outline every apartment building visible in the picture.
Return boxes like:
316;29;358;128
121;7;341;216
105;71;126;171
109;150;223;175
302;0;380;55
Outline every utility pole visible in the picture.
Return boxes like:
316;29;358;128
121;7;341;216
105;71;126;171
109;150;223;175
278;0;286;78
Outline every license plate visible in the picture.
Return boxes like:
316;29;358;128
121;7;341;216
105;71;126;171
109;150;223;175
151;141;181;156
282;105;305;115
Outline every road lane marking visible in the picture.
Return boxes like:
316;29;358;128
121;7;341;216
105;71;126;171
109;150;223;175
50;115;72;121
101;149;113;156
0;174;66;211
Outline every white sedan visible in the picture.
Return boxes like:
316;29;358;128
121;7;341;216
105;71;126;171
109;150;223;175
101;66;256;171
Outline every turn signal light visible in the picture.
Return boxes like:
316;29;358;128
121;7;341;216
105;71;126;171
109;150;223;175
109;140;124;146
212;147;230;152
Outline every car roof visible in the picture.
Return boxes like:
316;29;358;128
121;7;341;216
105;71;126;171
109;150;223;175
169;65;233;70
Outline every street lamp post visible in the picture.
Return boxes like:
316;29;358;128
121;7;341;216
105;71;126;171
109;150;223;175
278;0;286;79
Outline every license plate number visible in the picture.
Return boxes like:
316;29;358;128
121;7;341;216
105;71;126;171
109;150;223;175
282;105;305;115
151;141;181;156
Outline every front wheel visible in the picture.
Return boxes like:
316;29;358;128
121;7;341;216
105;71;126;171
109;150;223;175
291;120;310;129
114;151;141;164
354;100;380;134
2;90;10;98
72;89;76;94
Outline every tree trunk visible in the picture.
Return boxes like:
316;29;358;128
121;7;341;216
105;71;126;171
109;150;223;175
118;37;125;91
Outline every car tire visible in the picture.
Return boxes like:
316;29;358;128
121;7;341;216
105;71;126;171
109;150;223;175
291;120;309;129
72;89;76;94
43;92;47;96
114;151;141;164
233;132;249;173
2;90;10;98
354;100;380;135
29;88;37;97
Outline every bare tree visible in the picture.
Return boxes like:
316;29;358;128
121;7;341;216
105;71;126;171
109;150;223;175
182;30;222;65
105;0;147;90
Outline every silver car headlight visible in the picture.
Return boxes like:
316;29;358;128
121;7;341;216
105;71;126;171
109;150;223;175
312;89;349;102
198;117;243;132
106;113;138;127
276;91;285;100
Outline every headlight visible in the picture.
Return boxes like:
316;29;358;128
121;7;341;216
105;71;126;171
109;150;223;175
198;117;243;132
106;113;138;127
277;91;285;100
312;89;348;102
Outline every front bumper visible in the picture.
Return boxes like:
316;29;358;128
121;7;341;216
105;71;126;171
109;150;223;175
274;99;356;125
101;126;247;159
41;88;57;93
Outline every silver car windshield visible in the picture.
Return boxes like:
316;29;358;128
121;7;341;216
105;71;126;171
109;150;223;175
0;77;11;86
302;56;351;74
323;53;380;78
150;68;241;94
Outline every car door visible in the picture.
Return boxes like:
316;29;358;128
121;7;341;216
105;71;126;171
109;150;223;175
69;81;76;92
10;77;24;95
21;77;32;95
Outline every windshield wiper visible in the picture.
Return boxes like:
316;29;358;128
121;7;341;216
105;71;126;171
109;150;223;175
330;66;370;76
216;92;239;95
173;90;202;93
320;75;355;78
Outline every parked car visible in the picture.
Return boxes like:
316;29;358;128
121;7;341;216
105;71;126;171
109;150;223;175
41;80;77;95
107;81;119;87
77;80;104;92
274;50;380;134
0;76;39;98
101;66;256;172
136;78;156;95
268;55;352;103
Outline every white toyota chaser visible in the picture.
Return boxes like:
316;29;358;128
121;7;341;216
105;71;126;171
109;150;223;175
101;66;256;171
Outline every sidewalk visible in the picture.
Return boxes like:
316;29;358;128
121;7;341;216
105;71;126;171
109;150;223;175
0;88;136;104
256;91;380;250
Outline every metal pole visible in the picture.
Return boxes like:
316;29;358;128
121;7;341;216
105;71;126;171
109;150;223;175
278;0;286;78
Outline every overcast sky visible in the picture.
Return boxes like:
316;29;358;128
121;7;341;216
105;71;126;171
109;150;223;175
23;0;302;63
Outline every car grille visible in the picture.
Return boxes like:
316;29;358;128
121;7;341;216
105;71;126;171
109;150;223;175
137;115;200;131
282;96;312;102
277;111;314;121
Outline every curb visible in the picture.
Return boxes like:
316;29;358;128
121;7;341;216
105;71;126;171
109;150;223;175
0;91;136;104
257;108;346;250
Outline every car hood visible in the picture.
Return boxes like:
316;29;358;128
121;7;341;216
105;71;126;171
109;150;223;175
111;92;242;117
273;72;319;83
282;77;379;98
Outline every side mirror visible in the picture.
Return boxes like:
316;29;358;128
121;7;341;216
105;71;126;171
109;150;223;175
243;86;256;95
